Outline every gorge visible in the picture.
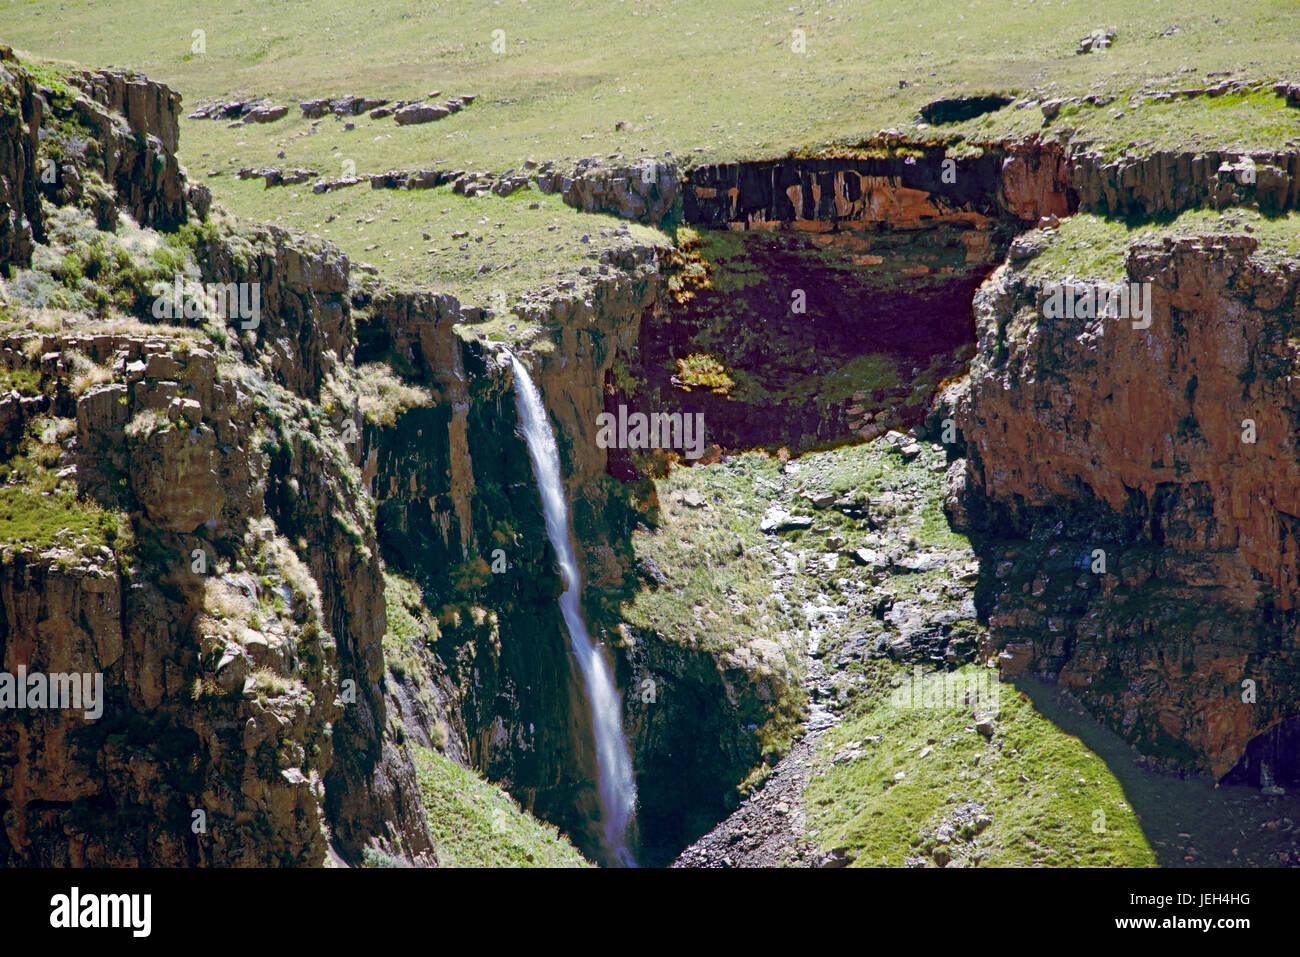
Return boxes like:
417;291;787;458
0;4;1299;872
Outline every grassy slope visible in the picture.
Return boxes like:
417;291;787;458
3;1;1297;308
411;746;589;867
3;0;1297;170
198;175;666;305
632;436;1168;865
807;664;1156;867
1023;206;1300;282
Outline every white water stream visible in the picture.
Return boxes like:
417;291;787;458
508;354;638;865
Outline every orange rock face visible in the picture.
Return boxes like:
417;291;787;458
999;142;1074;222
956;232;1300;777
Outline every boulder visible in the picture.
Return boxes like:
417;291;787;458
394;103;450;125
1076;29;1116;54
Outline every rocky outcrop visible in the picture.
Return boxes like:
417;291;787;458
58;68;188;229
0;47;44;267
684;153;1004;230
955;231;1300;778
0;335;348;866
1070;149;1300;217
297;93;472;125
189;223;352;401
71;68;181;155
537;158;680;226
998;140;1074;222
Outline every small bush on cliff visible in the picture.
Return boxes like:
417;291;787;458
67;351;112;395
13;207;205;322
360;847;404;868
354;362;434;426
673;352;734;394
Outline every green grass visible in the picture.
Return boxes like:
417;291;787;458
196;175;666;307
0;365;41;393
382;569;439;684
625;452;792;655
809;353;901;409
4;0;1297;174
0;484;128;558
674;352;734;393
4;0;1297;308
807;663;1156;867
622;451;805;753
11;205;196;318
1023;207;1300;283
411;745;589;867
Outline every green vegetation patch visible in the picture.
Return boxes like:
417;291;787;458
192;177;665;310
0;485;128;559
1023;207;1300;284
411;745;588;868
625;452;791;655
809;353;900;409
807;664;1155;867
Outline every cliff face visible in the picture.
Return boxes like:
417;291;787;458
0;47;42;266
63;66;188;229
955;230;1300;778
0;335;345;865
0;58;434;866
675;142;1300;792
683;153;1007;229
615;226;992;459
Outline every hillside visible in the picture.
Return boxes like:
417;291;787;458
0;0;1298;881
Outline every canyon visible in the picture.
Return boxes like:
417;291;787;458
1;42;1299;869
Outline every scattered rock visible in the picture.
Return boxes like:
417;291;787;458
1076;28;1116;54
311;176;365;194
760;507;813;533
681;488;706;508
395;103;450;126
803;489;836;509
246;104;289;123
818;846;855;868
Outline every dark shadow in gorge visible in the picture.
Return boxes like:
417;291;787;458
611;225;996;464
1013;677;1300;866
1222;718;1300;789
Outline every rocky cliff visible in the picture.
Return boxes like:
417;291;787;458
954;223;1300;780
0;56;433;866
0;46;43;266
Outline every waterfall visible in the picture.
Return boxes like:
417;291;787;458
508;353;638;866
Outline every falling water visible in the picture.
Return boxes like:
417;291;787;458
508;353;638;866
